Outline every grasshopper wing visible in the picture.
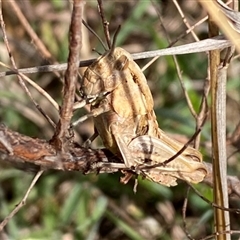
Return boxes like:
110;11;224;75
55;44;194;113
128;135;207;185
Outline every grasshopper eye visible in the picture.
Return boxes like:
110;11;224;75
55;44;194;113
79;88;85;98
114;55;129;71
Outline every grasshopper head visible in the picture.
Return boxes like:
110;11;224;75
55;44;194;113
80;47;129;102
80;59;106;101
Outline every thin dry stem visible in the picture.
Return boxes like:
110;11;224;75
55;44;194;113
208;2;230;238
0;36;233;78
172;0;199;41
0;170;43;231
0;1;54;127
182;187;194;240
201;230;240;240
97;0;111;49
7;1;53;62
188;183;240;214
0;62;59;111
150;1;198;119
142;1;207;72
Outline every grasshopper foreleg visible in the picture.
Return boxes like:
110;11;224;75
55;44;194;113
73;101;111;126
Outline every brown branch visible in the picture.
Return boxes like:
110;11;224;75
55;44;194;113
0;124;240;199
51;0;83;150
0;124;120;174
97;0;111;49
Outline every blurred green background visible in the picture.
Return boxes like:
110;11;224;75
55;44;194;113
0;1;240;239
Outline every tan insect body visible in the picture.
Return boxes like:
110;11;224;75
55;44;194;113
80;47;207;186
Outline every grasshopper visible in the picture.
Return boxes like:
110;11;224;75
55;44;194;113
79;45;207;186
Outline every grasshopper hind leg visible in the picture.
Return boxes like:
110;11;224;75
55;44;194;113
110;123;139;169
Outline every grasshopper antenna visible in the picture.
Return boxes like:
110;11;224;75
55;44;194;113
109;25;121;54
82;19;108;51
111;25;121;49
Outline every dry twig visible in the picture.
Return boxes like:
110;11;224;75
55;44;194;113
0;170;43;231
51;0;84;151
